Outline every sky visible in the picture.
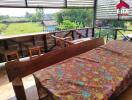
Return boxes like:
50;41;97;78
0;8;60;17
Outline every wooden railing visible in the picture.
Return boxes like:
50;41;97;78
0;27;93;62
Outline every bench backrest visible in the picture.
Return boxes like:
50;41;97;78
5;38;104;100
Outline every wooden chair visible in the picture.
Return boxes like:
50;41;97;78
28;46;41;60
13;36;43;59
0;42;20;62
5;38;104;100
3;50;19;62
51;35;73;49
5;50;19;62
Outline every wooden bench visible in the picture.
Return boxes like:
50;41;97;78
5;38;104;100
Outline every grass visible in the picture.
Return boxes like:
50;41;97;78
1;22;43;36
0;24;7;33
0;22;132;37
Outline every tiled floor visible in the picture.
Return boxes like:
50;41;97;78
0;63;132;100
0;62;38;100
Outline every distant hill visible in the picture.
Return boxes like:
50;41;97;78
0;13;55;23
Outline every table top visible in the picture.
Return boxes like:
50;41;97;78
71;38;93;44
34;40;132;100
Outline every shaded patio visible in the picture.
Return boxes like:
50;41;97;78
0;0;132;100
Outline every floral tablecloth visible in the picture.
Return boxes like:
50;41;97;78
34;40;132;100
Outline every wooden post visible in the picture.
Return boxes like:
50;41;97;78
32;36;35;46
53;33;57;46
71;30;75;40
3;40;8;50
92;0;97;37
86;28;89;37
43;34;48;53
19;42;24;57
99;27;101;38
12;77;26;100
114;29;118;40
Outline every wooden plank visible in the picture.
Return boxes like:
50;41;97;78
5;38;104;82
43;34;48;52
12;77;26;100
3;40;8;50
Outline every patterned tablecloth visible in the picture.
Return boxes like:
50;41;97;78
34;40;132;100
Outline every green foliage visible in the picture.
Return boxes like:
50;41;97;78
55;9;93;28
2;23;43;36
25;12;33;21
36;8;44;21
0;15;9;22
0;24;7;34
25;8;44;22
101;20;126;28
57;20;77;30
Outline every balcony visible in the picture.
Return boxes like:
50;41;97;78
0;0;132;100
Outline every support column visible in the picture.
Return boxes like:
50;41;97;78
92;0;97;37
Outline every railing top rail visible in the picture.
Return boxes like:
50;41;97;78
0;27;92;40
95;27;132;31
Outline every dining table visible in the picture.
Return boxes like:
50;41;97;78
34;40;132;100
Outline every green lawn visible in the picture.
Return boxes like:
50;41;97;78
0;24;7;32
1;22;43;36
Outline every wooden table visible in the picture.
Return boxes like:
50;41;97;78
71;37;93;44
34;40;132;100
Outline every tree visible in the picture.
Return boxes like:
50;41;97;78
55;9;93;27
25;9;44;22
101;20;126;28
25;12;33;21
36;8;44;21
57;20;77;30
0;15;9;22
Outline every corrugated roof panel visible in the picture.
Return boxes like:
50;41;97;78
96;0;120;20
0;0;26;7
27;0;65;7
67;0;94;7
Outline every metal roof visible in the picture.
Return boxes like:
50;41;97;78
96;0;132;20
0;0;132;20
0;0;94;8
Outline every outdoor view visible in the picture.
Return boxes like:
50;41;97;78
0;0;132;100
0;8;93;36
0;8;132;38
